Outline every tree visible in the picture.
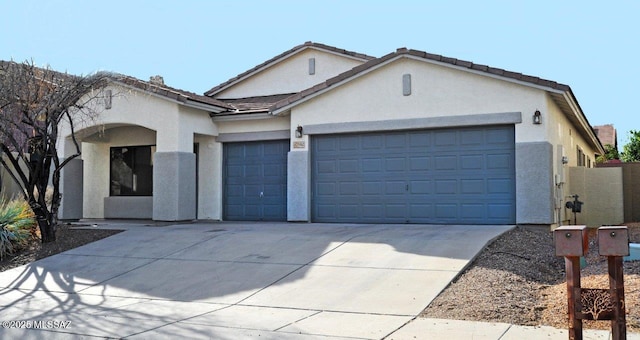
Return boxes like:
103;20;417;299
621;130;640;162
0;60;112;243
595;144;620;164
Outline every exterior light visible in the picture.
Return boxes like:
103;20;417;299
533;110;542;124
295;125;303;138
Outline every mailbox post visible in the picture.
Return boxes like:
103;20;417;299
554;225;588;340
554;225;628;340
598;226;629;340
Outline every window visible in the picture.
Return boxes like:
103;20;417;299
110;146;154;196
576;146;585;167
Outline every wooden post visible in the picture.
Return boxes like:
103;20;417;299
608;256;626;340
566;256;583;340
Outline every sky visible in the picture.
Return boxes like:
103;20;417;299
1;0;638;147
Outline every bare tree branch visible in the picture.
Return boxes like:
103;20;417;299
0;60;114;242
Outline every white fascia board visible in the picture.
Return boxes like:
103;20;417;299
183;99;229;113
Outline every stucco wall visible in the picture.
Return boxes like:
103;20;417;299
194;134;221;220
215;48;365;98
284;59;590;224
568;167;624;227
290;58;546;142
216;116;290;135
0;155;26;198
58;84;219;220
545;95;600;224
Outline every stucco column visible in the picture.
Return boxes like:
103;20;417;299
515;142;554;224
287;150;310;221
153;152;196;221
59;158;83;220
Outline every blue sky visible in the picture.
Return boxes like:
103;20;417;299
2;0;637;147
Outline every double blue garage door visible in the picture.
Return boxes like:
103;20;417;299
312;126;516;224
223;125;515;224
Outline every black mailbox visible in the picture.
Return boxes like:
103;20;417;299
565;194;584;224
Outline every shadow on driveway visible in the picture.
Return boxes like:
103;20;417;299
0;222;511;339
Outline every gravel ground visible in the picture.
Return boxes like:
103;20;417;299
422;223;640;332
0;224;121;272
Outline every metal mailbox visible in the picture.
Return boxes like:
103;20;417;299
598;226;629;256
554;225;588;257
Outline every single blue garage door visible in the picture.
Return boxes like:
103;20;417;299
312;126;515;224
224;140;289;221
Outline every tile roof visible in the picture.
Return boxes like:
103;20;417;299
204;41;375;97
115;75;234;110
216;93;296;113
269;47;572;113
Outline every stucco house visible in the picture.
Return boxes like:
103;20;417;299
58;42;603;227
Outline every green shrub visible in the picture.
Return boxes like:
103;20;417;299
0;198;36;259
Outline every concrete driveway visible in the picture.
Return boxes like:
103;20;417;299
0;222;511;339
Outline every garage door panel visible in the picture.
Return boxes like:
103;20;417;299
223;140;288;221
316;181;336;196
386;204;407;218
363;205;384;218
460;129;484;145
339;204;360;218
460;154;484;170
435;130;457;146
487;128;513;144
362;158;383;172
339;136;359;150
385;158;406;171
339;181;359;195
487;178;513;194
435;156;457;170
435;204;458;219
362;135;384;149
312;126;515;224
362;181;383;195
386;181;406;195
435;180;457;194
461;203;485;218
460;179;485;194
410;180;432;194
487;153;512;169
409;156;430;171
339;159;359;173
488;204;515;219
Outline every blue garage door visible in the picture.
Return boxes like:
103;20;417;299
312;126;515;224
224;140;289;221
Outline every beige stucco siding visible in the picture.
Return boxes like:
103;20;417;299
216;116;290;135
215;49;365;99
289;58;546;143
59;84;221;220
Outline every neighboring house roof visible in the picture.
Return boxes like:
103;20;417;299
204;41;375;97
263;47;603;154
114;75;235;113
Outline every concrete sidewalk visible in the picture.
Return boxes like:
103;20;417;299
0;221;636;339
